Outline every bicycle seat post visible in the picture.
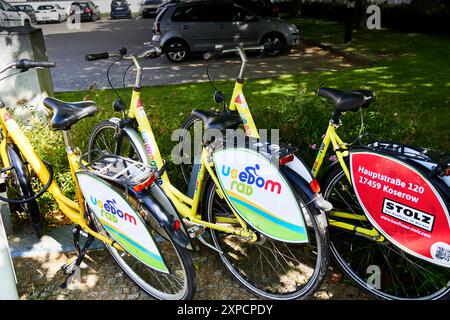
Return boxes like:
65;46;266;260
62;131;75;152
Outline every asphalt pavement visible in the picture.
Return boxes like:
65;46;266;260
37;18;356;92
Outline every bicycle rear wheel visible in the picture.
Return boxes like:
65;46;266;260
204;180;329;300
322;164;450;300
88;192;196;300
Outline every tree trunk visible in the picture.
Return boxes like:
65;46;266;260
354;0;368;29
291;0;302;18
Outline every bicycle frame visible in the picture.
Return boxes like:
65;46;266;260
0;108;124;250
311;121;384;241
127;88;255;239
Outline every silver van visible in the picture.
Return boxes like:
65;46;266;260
152;0;299;62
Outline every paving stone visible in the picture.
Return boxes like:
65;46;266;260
12;248;371;300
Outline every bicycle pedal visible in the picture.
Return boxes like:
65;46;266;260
61;256;77;274
187;224;206;238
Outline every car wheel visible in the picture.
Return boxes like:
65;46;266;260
24;20;31;27
261;33;287;56
165;39;189;63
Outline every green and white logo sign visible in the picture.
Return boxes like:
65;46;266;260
77;173;169;273
213;148;308;243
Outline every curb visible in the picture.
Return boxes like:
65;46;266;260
8;224;104;258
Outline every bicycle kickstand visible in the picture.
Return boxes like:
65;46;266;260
60;225;95;289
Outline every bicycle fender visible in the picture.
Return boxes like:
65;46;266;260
7;145;30;191
281;164;333;213
132;188;191;249
109;118;192;249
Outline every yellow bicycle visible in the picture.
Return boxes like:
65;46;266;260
314;87;450;300
0;59;196;300
85;45;330;300
171;46;450;300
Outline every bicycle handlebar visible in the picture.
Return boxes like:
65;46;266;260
85;44;186;62
0;59;55;74
85;52;110;61
203;43;274;61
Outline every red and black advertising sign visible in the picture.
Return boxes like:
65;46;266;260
350;150;450;268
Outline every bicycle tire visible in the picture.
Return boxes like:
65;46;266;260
178;114;202;186
87;120;146;164
321;162;450;300
6;145;43;238
204;178;330;300
88;187;196;300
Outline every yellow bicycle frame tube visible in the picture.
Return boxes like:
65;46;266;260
228;81;259;139
0;108;124;250
310;121;384;241
311;123;350;182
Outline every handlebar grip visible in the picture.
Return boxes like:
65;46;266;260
203;50;222;61
16;59;55;70
35;61;56;68
85;52;109;61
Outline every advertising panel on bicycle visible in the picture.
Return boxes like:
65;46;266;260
350;150;450;267
77;173;169;273
213;148;309;243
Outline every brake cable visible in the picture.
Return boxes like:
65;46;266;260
207;56;238;95
0;71;22;83
122;61;134;89
106;57;126;106
0;160;54;204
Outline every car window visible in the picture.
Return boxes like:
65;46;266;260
38;5;54;10
144;0;161;4
74;3;88;9
112;1;127;6
209;4;250;22
171;4;208;22
2;1;17;12
54;4;61;9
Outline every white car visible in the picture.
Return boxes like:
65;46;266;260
35;4;67;23
0;0;32;27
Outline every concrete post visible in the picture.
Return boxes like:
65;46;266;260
0;26;54;125
0;203;18;300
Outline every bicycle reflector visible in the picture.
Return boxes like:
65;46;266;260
132;175;156;192
279;154;294;166
172;220;181;231
309;179;321;193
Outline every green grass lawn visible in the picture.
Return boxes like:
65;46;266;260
32;18;449;213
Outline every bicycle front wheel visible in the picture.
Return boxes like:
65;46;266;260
322;164;450;300
204;180;329;300
89;192;196;300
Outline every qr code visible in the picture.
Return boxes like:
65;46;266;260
435;246;450;262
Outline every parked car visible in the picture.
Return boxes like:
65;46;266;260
111;0;132;19
13;4;36;23
155;0;181;16
232;0;278;17
0;0;32;27
70;1;101;22
152;0;299;62
35;4;67;23
140;0;162;18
